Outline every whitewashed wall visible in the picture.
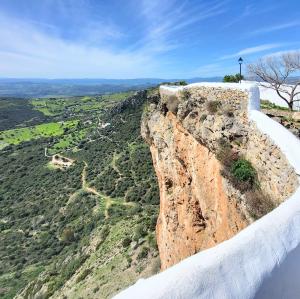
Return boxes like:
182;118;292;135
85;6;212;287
244;81;300;111
114;82;300;299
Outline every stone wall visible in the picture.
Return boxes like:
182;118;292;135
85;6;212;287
160;85;298;203
246;125;297;203
142;84;299;269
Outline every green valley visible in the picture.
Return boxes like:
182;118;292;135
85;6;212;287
0;89;160;299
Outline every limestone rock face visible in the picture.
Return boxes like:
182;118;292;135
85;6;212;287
145;112;248;269
142;86;298;270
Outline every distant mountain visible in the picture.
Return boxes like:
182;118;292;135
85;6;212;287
0;77;223;98
187;77;223;83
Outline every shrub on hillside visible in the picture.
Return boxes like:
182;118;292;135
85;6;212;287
217;143;275;217
179;89;191;101
245;190;277;219
231;159;256;186
61;227;75;243
76;268;92;283
122;237;132;248
137;247;149;260
149;215;158;230
100;225;110;241
216;138;238;167
133;224;147;241
147;233;158;250
207;100;221;114
217;139;257;191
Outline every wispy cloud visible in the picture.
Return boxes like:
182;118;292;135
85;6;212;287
220;43;284;60
261;48;300;59
0;0;229;78
190;63;235;77
250;21;300;35
223;3;280;29
0;0;297;78
132;0;228;52
223;4;254;29
0;13;159;78
192;63;221;75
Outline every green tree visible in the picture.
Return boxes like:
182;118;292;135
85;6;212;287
223;74;244;83
61;227;75;243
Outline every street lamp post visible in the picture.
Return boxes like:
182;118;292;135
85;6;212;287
238;57;243;83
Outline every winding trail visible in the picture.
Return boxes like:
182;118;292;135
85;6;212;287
44;147;51;157
81;161;99;195
81;161;110;219
80;160;133;219
54;152;136;220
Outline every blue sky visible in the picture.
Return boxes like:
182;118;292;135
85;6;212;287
0;0;299;78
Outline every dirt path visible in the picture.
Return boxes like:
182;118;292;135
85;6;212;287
111;152;122;177
44;147;51;157
57;154;134;220
81;161;114;219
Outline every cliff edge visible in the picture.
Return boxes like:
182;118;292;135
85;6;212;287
141;83;297;269
115;82;300;299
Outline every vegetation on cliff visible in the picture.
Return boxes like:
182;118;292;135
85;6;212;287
159;86;285;224
217;138;276;219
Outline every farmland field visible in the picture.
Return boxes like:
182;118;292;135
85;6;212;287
30;91;135;117
0;120;78;149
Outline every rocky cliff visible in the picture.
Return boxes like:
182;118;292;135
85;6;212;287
141;84;298;270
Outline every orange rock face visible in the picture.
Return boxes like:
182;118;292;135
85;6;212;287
146;112;248;270
142;86;297;270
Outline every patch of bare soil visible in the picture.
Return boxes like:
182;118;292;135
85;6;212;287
50;154;75;169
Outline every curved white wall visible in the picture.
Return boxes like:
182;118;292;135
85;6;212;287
243;80;300;111
114;82;300;299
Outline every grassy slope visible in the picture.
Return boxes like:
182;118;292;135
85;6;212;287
0;90;160;299
0;120;78;148
30;92;135;116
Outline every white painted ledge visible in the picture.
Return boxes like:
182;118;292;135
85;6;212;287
243;80;300;111
114;82;300;299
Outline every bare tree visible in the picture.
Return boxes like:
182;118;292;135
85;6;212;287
248;51;300;110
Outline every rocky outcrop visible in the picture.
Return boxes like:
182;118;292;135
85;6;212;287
141;84;298;270
108;90;147;115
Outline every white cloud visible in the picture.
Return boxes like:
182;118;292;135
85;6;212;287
222;4;254;29
250;21;300;35
0;0;229;78
0;13;161;78
190;63;236;77
220;44;284;60
262;49;300;59
223;4;280;29
133;0;228;53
